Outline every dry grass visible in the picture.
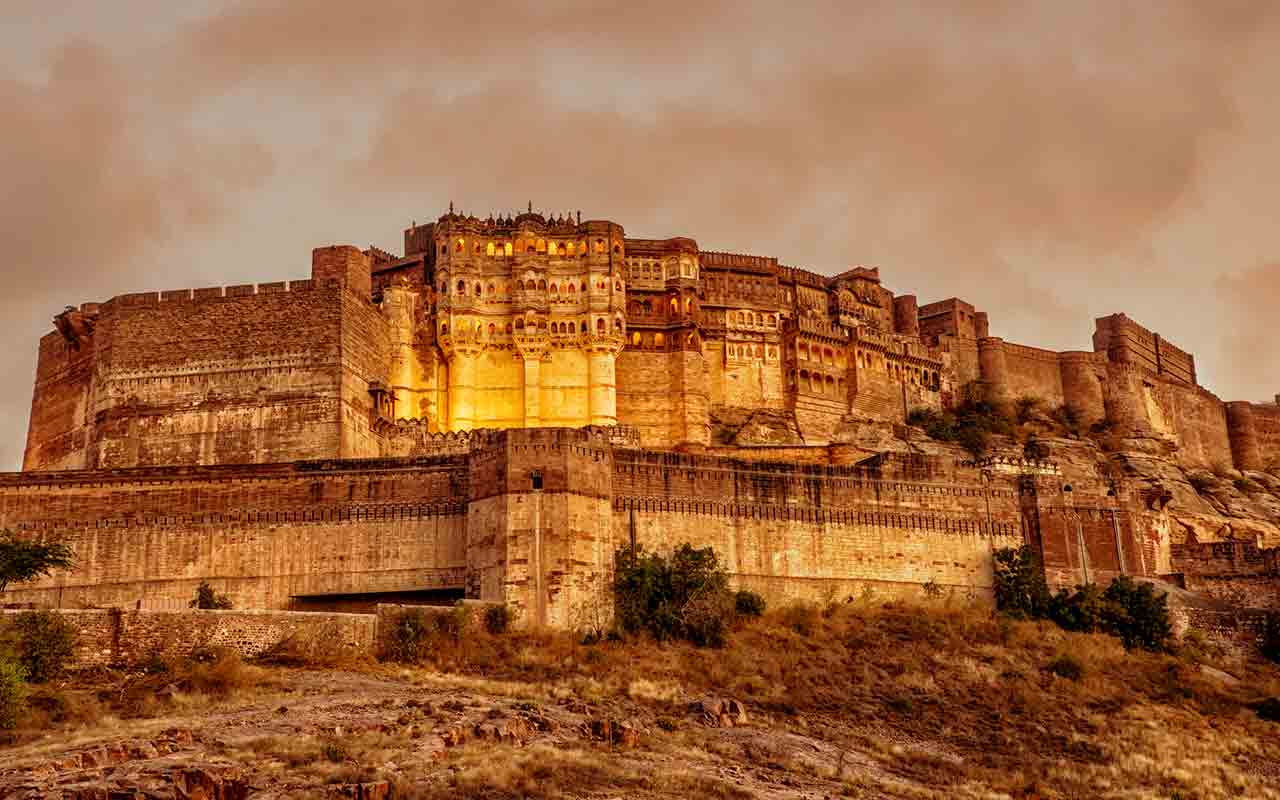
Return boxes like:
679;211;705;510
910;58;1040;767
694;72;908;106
388;600;1280;798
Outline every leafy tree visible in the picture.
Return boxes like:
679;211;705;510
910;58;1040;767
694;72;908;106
189;581;233;610
992;545;1051;620
8;610;77;682
613;543;735;646
0;532;73;594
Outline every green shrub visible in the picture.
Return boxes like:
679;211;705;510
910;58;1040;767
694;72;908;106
1099;576;1172;651
0;657;27;729
908;393;1017;457
613;543;733;646
483;604;515;635
994;546;1170;651
189;581;232;610
734;590;766;618
10;610;77;683
992;545;1050;620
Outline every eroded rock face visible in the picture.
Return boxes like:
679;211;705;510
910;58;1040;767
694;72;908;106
710;406;805;446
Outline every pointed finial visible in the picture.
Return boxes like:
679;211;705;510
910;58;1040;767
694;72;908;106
449;201;454;214
528;201;532;213
577;210;581;225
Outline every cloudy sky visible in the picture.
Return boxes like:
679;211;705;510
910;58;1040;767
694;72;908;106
2;1;1278;468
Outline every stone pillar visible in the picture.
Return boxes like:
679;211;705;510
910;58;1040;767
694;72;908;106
977;337;1010;402
381;284;420;419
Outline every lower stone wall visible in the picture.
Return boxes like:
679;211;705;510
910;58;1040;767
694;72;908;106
1170;604;1272;660
1183;575;1280;610
0;608;376;667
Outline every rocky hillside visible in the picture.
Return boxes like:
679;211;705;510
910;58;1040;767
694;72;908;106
2;602;1278;799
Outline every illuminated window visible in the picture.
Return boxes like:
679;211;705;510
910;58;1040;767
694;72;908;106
566;242;575;256
655;332;664;347
537;239;546;253
440;323;448;335
613;244;621;254
595;239;605;253
488;323;495;336
632;331;641;346
455;239;464;253
504;242;513;257
670;298;678;314
685;298;693;313
473;241;481;254
486;242;496;257
557;243;566;256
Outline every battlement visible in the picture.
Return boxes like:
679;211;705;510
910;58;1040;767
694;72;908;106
700;251;777;273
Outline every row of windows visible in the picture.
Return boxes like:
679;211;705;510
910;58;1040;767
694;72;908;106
855;351;941;388
628;297;697;316
628;331;700;349
438;315;624;337
794;370;846;397
442;278;623;296
727;343;778;360
442;238;621;257
729;311;777;328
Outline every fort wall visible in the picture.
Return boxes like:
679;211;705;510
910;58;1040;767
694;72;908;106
0;608;375;667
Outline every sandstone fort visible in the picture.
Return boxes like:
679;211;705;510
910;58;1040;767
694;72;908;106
7;205;1279;625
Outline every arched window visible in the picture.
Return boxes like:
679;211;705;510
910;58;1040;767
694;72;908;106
536;239;546;253
487;323;496;336
487;283;495;295
632;331;641;346
566;242;575;256
456;279;465;294
596;318;606;333
613;243;621;254
670;298;678;314
557;243;566;256
473;241;481;254
504;242;513;257
615;281;623;292
440;244;447;255
505;322;512;334
580;320;588;333
579;241;587;255
595;239;605;253
685;298;693;313
581;281;588;292
567;283;576;294
550;283;559;294
537;318;546;330
614;317;623;332
440;323;448;335
455;239;464;253
642;300;652;314
514;318;524;330
537;279;547;291
486;242;496;257
474;283;482;297
655;332;664;347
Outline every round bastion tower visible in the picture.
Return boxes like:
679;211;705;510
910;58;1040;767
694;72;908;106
430;207;627;431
